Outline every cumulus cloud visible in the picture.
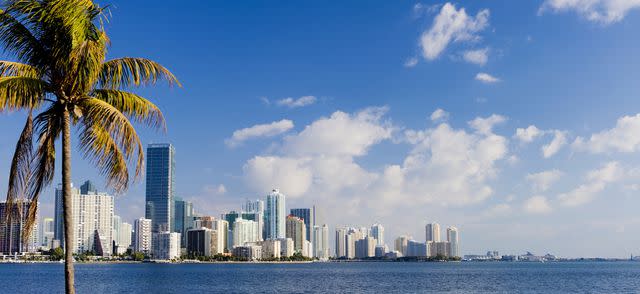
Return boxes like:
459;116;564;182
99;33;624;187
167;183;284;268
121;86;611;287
573;113;640;153
276;96;317;108
463;48;489;65
542;130;568;158
558;161;624;206
468;114;507;135
243;156;313;198
430;108;450;122
540;0;640;24
475;72;501;83
225;119;294;147
524;195;552;214
420;3;490;60
526;169;563;192
515;125;543;143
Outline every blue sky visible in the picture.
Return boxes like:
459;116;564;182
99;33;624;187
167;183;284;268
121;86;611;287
2;0;640;258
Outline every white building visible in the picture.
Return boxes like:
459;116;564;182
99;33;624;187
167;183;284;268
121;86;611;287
335;227;347;258
152;231;180;260
425;222;440;242
278;238;294;257
212;219;228;254
265;189;286;239
40;217;55;250
261;239;281;259
233;217;260;247
407;240;428;257
302;240;313;258
54;181;114;256
313;224;329;260
429;241;450;257
233;244;262;261
370;223;385;246
118;222;132;254
355;236;376;259
134;218;152;254
395;235;410;257
447;226;460;258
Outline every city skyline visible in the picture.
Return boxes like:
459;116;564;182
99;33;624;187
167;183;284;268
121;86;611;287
3;1;640;258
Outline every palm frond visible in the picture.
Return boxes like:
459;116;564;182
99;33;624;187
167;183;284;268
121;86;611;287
0;7;45;65
64;34;107;96
92;89;165;129
0;76;47;110
4;112;33;225
98;57;180;89
78;98;144;190
0;60;38;78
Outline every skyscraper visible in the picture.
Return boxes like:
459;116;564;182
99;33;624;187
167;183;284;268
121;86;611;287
54;181;114;255
395;235;410;256
40;217;54;249
313;224;329;259
118;222;133;254
0;201;38;254
145;143;175;233
232;217;260;247
285;215;306;252
425;222;441;242
264;189;286;240
447;226;460;257
152;231;181;260
335;227;347;258
174;197;193;247
290;207;315;242
134;218;152;254
244;199;264;240
370;223;385;246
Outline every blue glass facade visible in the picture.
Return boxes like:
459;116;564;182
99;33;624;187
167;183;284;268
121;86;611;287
145;143;175;233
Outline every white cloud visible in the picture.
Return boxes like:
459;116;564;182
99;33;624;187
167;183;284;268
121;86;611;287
468;114;507;135
526;169;563;192
420;3;490;60
430;108;449;122
283;106;393;157
483;203;512;217
243;156;313;198
225;119;294;147
524;195;552;214
276;96;317;108
216;184;227;194
463;48;489;65
542;130;568;158
573;113;640;153
475;72;500;83
515;125;543;143
540;0;640;24
404;57;419;68
558;161;624;206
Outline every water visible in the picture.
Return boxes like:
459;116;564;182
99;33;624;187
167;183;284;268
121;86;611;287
1;261;639;293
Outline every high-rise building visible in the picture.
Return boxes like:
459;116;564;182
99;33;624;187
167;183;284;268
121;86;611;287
0;201;39;254
173;197;193;247
186;227;217;257
152;231;180;260
285;215;306;252
312;224;329;260
212;219;228;254
265;189;286;240
394;235;410;257
278;238;294;257
244;199;265;240
355;236;376;259
260;239;281;259
290;207;314;242
134;218;152;254
145;143;175;233
54;181;114;255
425;222;441;242
112;215;122;252
447;226;460;257
429;241;450;257
370;223;385;246
193;216;215;230
233;217;260;247
233;245;262;261
335;227;347;258
40;217;54;249
302;240;313;258
118;222;132;254
407;240;428;257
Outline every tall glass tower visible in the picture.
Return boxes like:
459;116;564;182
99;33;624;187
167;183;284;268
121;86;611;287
290;207;314;241
264;189;286;240
145;143;175;233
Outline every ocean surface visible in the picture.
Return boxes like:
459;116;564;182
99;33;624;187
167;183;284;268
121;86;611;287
0;261;639;293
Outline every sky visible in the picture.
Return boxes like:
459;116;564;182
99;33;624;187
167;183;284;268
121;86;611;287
2;0;640;258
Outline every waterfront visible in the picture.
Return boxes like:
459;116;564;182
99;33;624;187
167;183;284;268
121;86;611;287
1;262;639;293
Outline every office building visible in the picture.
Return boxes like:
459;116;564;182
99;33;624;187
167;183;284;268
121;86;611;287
264;189;286;240
233;244;262;261
233;217;260;247
212;219;228;254
370;223;385;246
285;215;306;252
312;224;329;260
447;226;460;257
290;207;314;242
118;222;132;254
407;240;428;257
260;239;281;259
54;181;114;255
40;217;54;249
425;222;441;242
335;227;348;258
134;218;152;254
186;227;218;257
244;199;264;240
278;238;294;257
394;235;410;257
355;236;376;259
152;231;180;260
174;197;193;247
430;241;450;257
145;143;175;233
193;216;216;230
0;201;38;254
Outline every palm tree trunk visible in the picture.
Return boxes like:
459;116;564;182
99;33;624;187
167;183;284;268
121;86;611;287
61;108;75;294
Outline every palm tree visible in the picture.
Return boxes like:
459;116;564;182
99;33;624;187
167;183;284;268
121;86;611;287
0;1;179;293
